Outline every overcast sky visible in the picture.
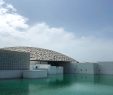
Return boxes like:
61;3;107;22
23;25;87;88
0;0;113;62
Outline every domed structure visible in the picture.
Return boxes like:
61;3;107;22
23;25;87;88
2;47;77;62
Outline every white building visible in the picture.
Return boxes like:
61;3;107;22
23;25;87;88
1;47;113;79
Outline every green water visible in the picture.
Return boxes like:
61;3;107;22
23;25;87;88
0;74;113;95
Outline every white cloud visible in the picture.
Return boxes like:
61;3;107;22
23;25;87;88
0;0;28;32
0;0;113;62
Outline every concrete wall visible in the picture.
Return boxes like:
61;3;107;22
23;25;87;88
0;70;47;79
23;70;47;78
64;62;113;75
30;63;63;75
58;62;72;74
0;50;30;70
30;61;48;70
0;70;23;79
76;63;96;74
62;62;96;74
48;66;57;75
59;62;78;74
47;66;63;75
30;63;50;70
96;62;113;75
56;67;63;74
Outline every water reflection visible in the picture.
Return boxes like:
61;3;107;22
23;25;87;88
0;79;29;95
0;74;113;95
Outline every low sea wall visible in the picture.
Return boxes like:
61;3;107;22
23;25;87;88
0;70;47;79
0;70;23;79
23;70;47;78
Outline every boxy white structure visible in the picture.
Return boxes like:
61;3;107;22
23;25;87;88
0;49;30;79
64;62;113;75
76;63;96;74
56;67;63;74
63;62;96;74
30;64;63;75
95;62;113;75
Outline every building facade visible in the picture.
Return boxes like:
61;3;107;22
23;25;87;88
0;47;113;79
0;49;30;70
0;49;30;78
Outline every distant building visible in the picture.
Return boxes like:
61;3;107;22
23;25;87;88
68;62;113;75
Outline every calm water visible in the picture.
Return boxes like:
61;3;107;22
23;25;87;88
0;74;113;95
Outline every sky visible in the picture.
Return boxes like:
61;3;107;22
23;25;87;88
0;0;113;62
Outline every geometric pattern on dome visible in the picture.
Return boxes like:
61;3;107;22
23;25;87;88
2;47;77;62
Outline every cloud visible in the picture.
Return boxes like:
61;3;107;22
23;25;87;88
0;0;113;62
0;0;28;31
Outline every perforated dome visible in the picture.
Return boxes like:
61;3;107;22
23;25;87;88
2;47;78;62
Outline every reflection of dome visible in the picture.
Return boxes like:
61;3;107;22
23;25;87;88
2;47;77;62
